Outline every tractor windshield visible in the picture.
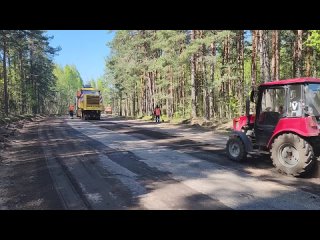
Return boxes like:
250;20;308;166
305;84;320;117
81;90;100;95
288;84;303;117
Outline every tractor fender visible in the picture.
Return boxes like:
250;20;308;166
229;130;253;152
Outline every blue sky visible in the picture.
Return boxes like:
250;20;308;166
46;30;115;84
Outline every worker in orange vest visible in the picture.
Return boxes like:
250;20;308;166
153;105;161;123
69;104;75;118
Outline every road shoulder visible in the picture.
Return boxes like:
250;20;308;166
0;117;63;209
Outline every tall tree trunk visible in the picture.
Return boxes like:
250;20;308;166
166;79;169;118
271;30;280;80
306;43;312;77
293;30;303;78
202;43;209;120
125;94;128;117
29;42;37;114
19;50;26;114
148;72;153;115
133;81;136;117
210;42;216;119
296;30;303;77
237;30;245;114
37;85;40;113
275;30;280;80
153;71;156;108
190;30;197;118
2;33;9;115
313;50;317;77
293;32;297;78
147;85;149;115
251;30;257;89
140;76;144;115
119;91;122;116
221;33;230;119
169;66;173;118
182;69;185;117
259;30;270;83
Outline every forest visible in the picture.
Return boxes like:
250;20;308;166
1;30;320;122
0;30;59;116
105;30;320;122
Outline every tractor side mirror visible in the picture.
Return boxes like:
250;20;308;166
250;90;255;103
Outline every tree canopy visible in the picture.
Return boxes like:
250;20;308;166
104;30;320;121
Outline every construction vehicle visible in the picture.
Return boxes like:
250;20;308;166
75;85;104;120
226;78;320;177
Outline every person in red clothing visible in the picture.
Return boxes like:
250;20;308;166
69;104;75;118
154;105;161;123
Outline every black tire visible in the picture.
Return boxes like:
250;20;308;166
226;136;247;162
270;133;315;177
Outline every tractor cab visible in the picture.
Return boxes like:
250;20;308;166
226;78;320;177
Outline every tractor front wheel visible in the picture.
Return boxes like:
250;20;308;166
226;136;247;162
270;133;315;177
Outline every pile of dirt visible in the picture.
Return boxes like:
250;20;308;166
190;118;209;127
189;118;232;132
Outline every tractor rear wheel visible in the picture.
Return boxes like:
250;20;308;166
270;133;315;177
226;136;246;162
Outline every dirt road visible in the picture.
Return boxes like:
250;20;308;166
1;115;320;209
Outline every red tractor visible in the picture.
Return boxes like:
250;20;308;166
226;78;320;177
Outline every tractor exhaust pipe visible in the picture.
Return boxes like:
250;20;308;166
246;97;250;126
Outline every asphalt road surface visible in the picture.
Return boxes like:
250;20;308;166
1;115;320;210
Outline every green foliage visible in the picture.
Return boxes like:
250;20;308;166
53;64;83;114
306;30;320;52
0;30;60;116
